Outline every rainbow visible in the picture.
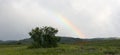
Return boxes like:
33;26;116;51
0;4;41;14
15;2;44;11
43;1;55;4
47;11;86;38
56;15;86;38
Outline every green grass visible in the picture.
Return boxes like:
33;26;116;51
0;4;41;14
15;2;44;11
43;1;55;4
1;40;120;55
0;44;120;55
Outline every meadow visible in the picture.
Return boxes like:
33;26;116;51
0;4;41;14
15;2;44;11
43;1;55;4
0;40;120;55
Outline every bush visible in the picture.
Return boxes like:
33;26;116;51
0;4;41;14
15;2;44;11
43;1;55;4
29;26;60;48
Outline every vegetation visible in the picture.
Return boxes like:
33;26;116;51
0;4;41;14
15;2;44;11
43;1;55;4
0;39;120;55
1;26;120;55
29;26;60;48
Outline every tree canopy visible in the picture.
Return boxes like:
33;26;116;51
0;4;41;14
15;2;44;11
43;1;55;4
29;26;60;48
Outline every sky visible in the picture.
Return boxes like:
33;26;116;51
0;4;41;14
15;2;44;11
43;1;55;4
0;0;120;40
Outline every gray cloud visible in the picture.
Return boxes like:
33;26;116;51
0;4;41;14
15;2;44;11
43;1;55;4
0;0;120;40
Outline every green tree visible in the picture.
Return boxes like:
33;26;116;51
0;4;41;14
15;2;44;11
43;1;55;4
29;26;60;48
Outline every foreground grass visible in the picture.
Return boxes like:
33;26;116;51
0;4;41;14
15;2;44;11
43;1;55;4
0;44;120;55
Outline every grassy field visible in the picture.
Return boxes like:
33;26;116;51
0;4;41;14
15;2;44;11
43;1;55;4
0;40;120;55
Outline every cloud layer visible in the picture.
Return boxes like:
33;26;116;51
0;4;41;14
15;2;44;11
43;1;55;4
0;0;120;40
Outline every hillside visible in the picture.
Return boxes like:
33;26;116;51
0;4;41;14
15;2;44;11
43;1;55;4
0;37;119;45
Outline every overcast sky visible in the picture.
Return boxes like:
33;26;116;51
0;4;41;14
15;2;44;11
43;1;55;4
0;0;120;40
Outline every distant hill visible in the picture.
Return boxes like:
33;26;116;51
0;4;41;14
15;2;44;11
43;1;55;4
0;37;82;45
0;40;18;45
0;40;3;43
0;37;119;45
18;37;82;44
59;37;82;44
19;38;33;44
